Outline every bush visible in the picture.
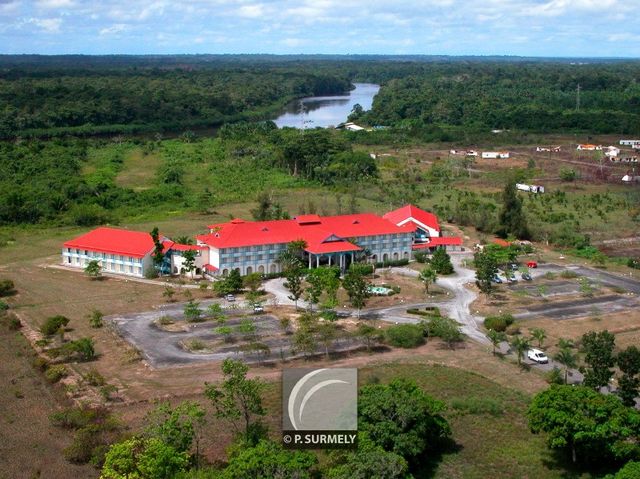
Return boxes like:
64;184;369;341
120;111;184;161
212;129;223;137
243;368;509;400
157;315;174;325
546;367;564;385
33;356;49;371
560;270;579;279
45;365;68;383
40;315;70;336
188;339;206;351
385;324;426;348
0;279;15;297
407;306;441;317
414;251;429;263
3;312;21;330
428;316;464;347
374;258;410;268
48;337;97;361
0;300;8;311
88;309;104;328
83;369;106;387
627;258;640;270
484;313;515;332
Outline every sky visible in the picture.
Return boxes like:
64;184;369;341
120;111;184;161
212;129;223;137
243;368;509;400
1;0;640;57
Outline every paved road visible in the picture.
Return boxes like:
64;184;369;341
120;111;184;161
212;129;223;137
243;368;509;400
391;254;488;343
538;263;640;294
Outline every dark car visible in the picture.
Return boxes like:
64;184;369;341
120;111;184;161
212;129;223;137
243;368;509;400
522;272;533;281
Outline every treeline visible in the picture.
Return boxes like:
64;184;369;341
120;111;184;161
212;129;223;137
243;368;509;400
357;62;640;134
0;124;377;226
0;68;351;138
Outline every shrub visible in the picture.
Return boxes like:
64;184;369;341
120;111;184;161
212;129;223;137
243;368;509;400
48;337;96;361
0;279;15;297
0;300;8;311
99;384;118;401
83;369;106;387
627;258;640;270
88;309;104;328
157;315;174;325
45;365;68;383
484;313;515;332
374;258;410;268
546;367;564;385
560;269;578;279
188;339;206;351
428;316;464;347
40;315;70;336
4;313;21;330
385;324;426;348
33;356;49;371
50;406;108;429
414;251;429;263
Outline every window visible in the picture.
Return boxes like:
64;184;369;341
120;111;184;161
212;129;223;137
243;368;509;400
129;265;133;273
67;247;71;253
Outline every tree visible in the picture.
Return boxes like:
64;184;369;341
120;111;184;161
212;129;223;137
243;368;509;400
162;286;176;302
183;299;202;322
497;181;530;240
227;269;243;292
487;329;506;356
510;335;531;366
613;461;640;479
181;250;197;277
101;437;189;479
474;251;498;294
292;314;319;358
207;302;225;322
278;240;307;271
87;309;104;328
243;272;263;293
150;227;165;271
428;316;463;349
582;330;616;390
419;266;438;295
143;401;205;456
84;260;102;280
40;315;70;336
0;279;15;297
528;385;640;465
326;432;409;479
204;359;265;440
356;323;382;352
617;346;640;407
342;268;370;318
316;321;338;359
430;247;454;275
305;269;325;311
283;267;305;310
221;439;317;479
358;378;451;461
554;347;578;385
530;327;546;348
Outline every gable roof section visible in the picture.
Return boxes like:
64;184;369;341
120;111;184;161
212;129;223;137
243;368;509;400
199;213;413;252
64;227;156;258
383;205;440;232
412;237;462;249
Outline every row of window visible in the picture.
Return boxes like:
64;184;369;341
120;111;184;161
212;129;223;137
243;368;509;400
64;249;143;264
66;256;143;275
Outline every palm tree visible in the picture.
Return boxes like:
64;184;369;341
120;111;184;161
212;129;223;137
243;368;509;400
557;338;575;350
487;329;506;356
419;266;438;295
530;328;547;348
511;335;531;366
555;347;578;384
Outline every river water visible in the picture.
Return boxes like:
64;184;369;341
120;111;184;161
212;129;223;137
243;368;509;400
273;82;380;129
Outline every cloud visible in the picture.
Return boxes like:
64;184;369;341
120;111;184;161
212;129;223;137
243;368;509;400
28;16;62;32
35;0;73;8
99;23;126;35
236;4;264;18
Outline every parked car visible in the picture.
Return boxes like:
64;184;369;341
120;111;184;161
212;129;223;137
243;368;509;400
253;305;264;314
521;272;533;281
506;275;518;283
527;349;549;364
509;263;519;270
492;276;503;284
526;261;538;268
225;294;235;302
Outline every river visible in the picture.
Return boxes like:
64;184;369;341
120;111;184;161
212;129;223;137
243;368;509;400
273;82;380;129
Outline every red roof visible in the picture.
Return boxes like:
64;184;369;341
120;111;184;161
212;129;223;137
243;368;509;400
412;237;462;249
199;213;413;252
64;227;156;258
492;239;511;247
204;264;218;272
383;205;440;232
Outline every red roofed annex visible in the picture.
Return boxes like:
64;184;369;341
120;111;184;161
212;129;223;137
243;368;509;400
61;205;463;278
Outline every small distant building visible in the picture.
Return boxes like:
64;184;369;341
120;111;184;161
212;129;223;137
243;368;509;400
577;144;602;151
605;146;620;158
536;146;561;152
482;151;510;159
516;183;545;194
449;149;466;156
336;122;365;131
466;150;478;157
622;174;640;183
619;139;640;147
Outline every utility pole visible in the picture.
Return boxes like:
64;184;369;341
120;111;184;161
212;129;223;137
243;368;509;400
576;84;581;111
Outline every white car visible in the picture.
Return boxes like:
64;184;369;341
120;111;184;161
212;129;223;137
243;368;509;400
527;349;549;364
